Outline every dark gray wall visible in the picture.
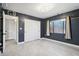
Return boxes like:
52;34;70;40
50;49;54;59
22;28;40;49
42;9;79;45
0;3;3;53
71;18;79;45
0;4;1;8
41;19;47;37
0;18;1;43
16;13;25;42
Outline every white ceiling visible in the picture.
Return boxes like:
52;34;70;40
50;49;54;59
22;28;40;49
2;3;79;19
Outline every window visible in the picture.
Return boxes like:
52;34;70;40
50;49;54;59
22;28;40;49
50;19;66;34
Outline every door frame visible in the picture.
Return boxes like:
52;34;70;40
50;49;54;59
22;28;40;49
3;11;5;53
3;11;19;52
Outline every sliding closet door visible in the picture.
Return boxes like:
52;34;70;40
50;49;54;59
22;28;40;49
25;19;40;42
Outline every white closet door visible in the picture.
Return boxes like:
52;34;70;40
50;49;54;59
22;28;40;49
25;19;40;42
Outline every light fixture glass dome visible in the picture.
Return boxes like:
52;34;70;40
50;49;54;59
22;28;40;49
36;4;55;12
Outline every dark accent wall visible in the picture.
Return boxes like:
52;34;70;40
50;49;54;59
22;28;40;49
71;18;79;45
0;3;2;8
41;19;47;37
0;3;3;53
42;9;79;45
16;13;25;42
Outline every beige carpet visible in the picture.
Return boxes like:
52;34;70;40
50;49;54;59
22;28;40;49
1;39;79;56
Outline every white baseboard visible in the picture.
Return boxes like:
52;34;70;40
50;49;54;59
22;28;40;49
17;42;25;44
18;38;42;44
42;38;79;49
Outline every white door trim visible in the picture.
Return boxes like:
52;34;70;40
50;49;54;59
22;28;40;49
3;11;5;53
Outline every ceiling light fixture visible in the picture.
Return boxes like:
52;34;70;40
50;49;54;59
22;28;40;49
36;4;55;13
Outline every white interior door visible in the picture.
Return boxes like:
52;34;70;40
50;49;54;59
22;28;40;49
3;11;6;52
5;19;17;40
25;19;40;42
